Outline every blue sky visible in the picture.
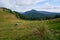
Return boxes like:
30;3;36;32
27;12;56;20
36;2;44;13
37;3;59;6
0;0;60;12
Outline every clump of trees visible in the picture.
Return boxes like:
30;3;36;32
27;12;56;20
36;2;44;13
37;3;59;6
54;15;60;18
2;7;13;13
12;11;28;20
14;13;60;20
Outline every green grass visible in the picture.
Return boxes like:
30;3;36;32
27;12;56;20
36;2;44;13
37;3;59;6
46;18;60;40
0;8;60;40
47;19;60;30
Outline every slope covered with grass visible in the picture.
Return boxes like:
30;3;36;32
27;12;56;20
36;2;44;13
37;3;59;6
0;7;60;40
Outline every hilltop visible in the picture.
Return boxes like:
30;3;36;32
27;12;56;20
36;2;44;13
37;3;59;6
0;7;60;40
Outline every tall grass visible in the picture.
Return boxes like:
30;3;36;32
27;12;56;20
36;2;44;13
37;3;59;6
0;8;60;40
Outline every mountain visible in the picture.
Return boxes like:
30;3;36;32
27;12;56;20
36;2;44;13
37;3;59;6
22;9;60;20
38;11;60;17
22;9;47;20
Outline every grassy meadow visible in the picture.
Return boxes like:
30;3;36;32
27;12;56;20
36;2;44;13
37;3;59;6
0;8;60;40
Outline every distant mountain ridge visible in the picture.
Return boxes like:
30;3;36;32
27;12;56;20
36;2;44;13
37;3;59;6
22;9;60;20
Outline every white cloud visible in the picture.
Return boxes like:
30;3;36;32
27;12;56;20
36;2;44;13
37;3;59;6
53;0;60;2
49;0;60;6
33;3;53;9
33;3;60;12
15;0;45;5
0;0;60;12
0;0;46;12
0;0;13;8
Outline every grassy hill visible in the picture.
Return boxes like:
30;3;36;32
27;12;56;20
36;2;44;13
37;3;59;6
0;7;60;40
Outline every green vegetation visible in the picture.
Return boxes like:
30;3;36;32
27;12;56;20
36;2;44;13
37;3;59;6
0;7;60;40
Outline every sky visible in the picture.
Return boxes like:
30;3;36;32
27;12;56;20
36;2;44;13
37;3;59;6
0;0;60;12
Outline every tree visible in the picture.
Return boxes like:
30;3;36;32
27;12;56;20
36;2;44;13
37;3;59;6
54;15;60;18
45;16;51;20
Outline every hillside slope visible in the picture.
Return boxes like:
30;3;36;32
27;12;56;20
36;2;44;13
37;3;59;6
0;8;20;28
0;8;60;40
